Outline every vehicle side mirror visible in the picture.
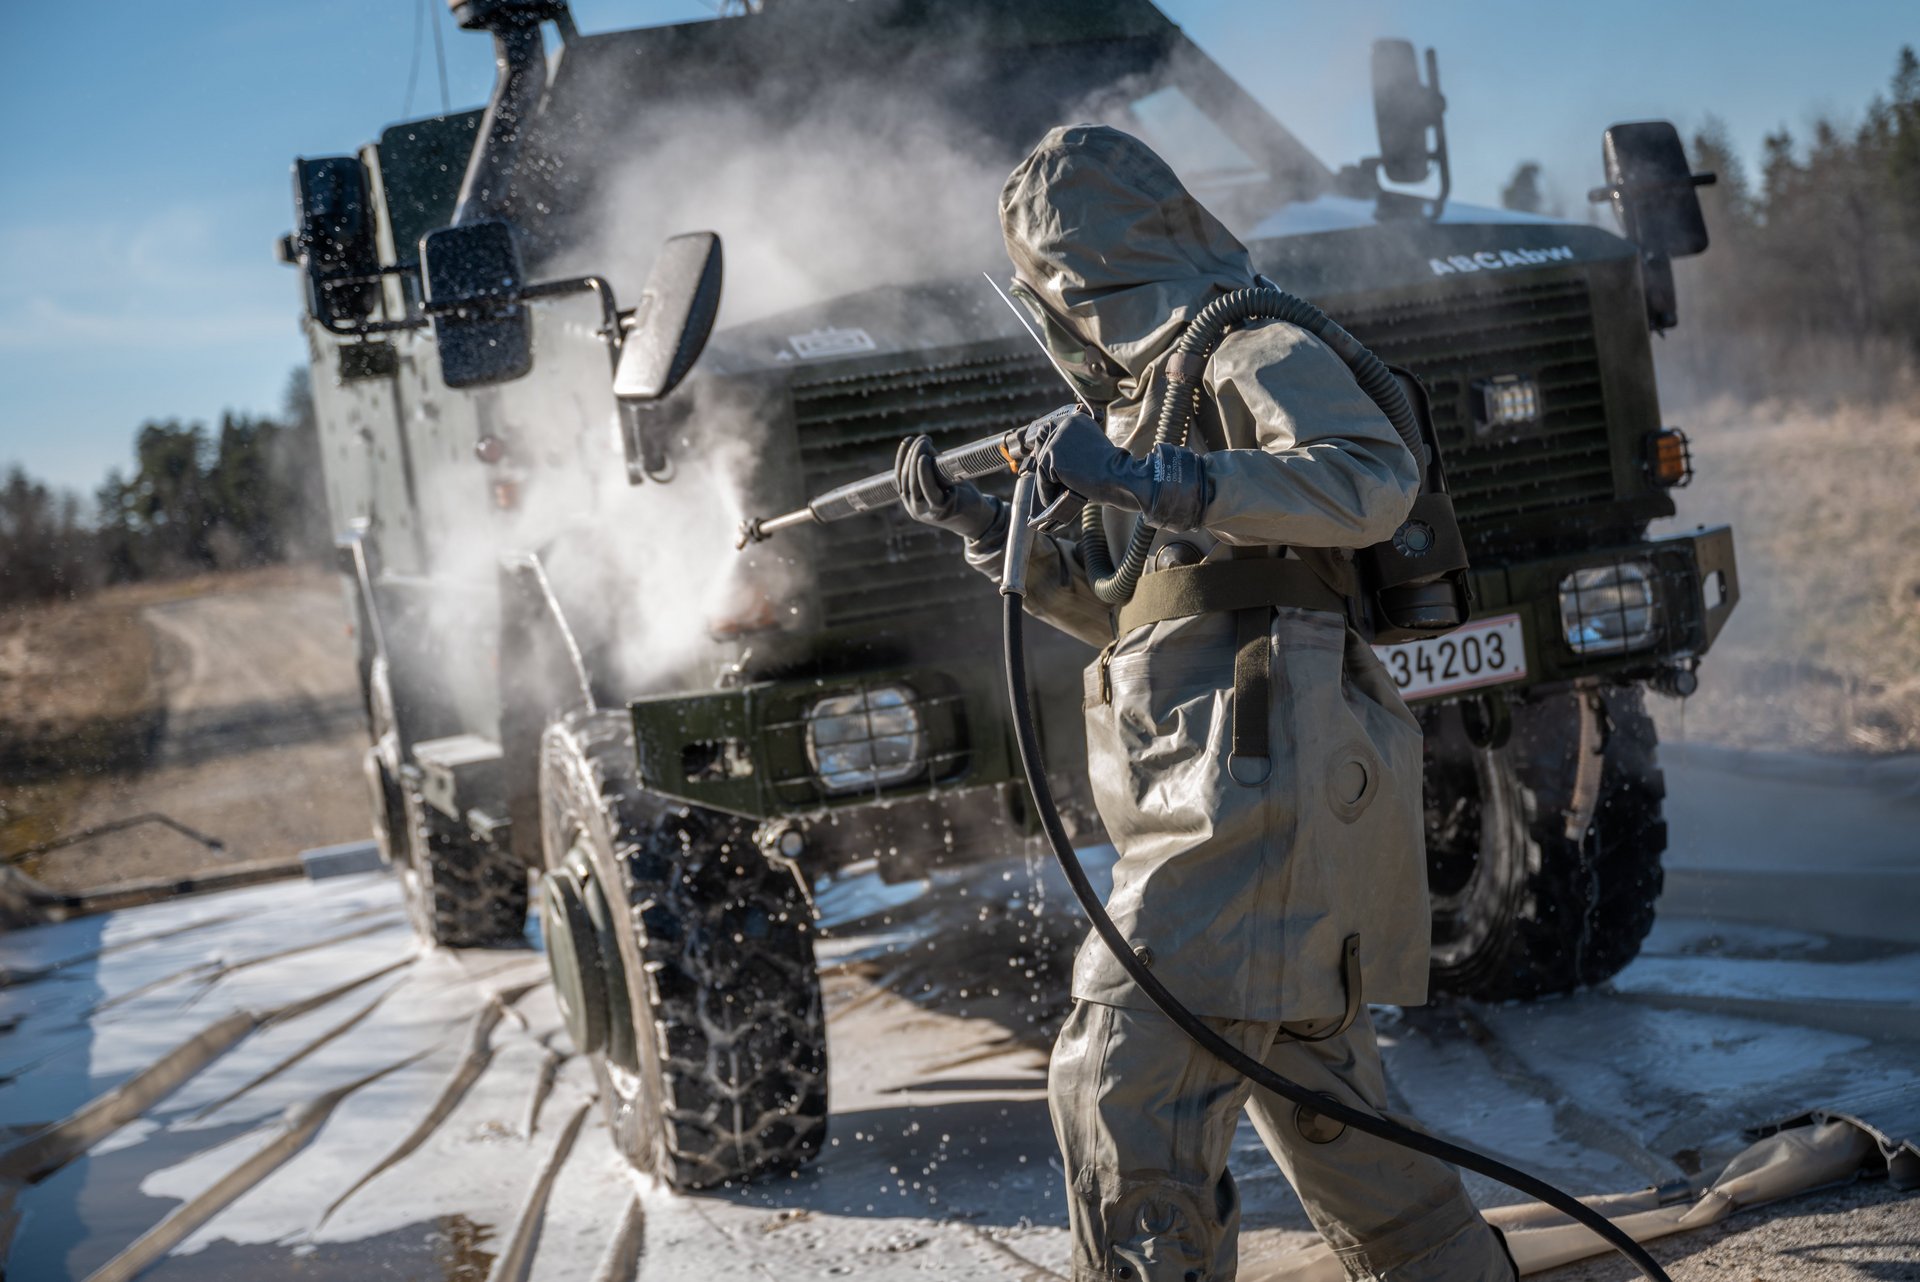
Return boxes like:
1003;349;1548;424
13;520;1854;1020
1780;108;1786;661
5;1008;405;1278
1595;121;1714;260
614;232;724;402
1371;39;1443;185
421;220;534;389
1590;121;1715;330
293;156;380;325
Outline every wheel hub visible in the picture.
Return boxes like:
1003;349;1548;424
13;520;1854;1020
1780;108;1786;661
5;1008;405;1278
540;841;635;1066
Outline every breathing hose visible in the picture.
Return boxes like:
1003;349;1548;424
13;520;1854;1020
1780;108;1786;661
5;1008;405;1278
1000;472;1671;1282
1081;285;1429;606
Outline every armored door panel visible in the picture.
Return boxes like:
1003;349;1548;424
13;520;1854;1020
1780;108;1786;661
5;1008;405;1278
307;320;426;577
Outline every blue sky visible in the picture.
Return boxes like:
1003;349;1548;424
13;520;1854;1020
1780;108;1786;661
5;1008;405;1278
1;1;1911;497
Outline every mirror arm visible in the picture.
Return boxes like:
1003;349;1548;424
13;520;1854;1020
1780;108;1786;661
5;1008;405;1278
1587;171;1718;207
518;274;623;371
1422;48;1451;223
316;264;419;293
1364;43;1450;222
311;268;623;355
1424;132;1451;222
314;263;429;336
318;314;426;338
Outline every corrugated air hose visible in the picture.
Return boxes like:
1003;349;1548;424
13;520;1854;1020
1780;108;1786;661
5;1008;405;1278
1080;285;1428;606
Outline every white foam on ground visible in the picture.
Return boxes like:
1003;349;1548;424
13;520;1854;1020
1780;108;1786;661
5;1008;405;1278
5;858;1918;1279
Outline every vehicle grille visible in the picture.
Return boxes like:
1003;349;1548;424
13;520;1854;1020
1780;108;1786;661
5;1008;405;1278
1335;277;1613;534
789;343;1063;631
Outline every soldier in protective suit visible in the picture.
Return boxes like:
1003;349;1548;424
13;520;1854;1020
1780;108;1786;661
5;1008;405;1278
896;125;1515;1281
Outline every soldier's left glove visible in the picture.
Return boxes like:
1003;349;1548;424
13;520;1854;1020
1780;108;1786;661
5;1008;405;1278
895;435;1007;542
1017;408;1208;532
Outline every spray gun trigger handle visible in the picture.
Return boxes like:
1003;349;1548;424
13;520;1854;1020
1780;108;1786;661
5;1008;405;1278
1000;427;1029;472
1004;432;1081;532
1029;488;1078;532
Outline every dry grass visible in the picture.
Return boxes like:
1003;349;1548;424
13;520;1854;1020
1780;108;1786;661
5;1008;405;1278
1656;327;1920;418
1651;393;1920;754
0;595;154;736
0;565;330;861
0;592;158;858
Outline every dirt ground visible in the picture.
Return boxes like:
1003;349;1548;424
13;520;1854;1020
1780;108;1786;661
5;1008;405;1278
1540;1177;1920;1281
1650;394;1920;754
0;567;367;892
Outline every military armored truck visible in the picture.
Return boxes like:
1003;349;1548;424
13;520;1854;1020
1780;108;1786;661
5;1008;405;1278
282;0;1737;1188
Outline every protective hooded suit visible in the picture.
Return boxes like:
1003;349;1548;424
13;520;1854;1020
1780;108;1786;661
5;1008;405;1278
899;125;1512;1280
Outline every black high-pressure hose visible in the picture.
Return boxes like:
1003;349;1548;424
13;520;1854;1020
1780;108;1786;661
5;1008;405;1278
1082;285;1428;606
1000;473;1672;1282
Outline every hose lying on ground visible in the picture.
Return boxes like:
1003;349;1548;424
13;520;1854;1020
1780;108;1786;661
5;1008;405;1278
999;470;1673;1282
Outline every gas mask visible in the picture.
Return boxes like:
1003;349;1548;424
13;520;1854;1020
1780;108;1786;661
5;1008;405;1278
1007;279;1123;407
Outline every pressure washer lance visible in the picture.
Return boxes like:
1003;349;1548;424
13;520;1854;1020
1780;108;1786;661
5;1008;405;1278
736;432;1023;548
736;273;1087;551
998;469;1674;1282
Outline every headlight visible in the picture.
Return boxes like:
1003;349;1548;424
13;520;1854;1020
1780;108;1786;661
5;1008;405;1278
805;685;924;793
1472;374;1540;434
1559;562;1658;656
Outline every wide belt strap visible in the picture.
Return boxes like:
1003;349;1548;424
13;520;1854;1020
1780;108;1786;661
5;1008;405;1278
1113;558;1347;636
1114;559;1346;782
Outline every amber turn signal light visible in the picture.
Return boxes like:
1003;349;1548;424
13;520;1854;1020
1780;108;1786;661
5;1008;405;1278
1644;427;1693;488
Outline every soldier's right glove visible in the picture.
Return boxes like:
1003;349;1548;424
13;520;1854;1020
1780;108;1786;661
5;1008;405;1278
894;435;1007;543
1017;408;1208;532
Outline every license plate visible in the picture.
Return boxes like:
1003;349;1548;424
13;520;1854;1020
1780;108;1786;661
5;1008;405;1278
1372;613;1527;701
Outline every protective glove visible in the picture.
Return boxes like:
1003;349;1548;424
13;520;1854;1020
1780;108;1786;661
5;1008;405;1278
894;435;1006;542
1001;404;1086;533
1016;406;1209;533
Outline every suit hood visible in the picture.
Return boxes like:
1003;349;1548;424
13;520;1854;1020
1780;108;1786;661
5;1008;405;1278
998;124;1256;380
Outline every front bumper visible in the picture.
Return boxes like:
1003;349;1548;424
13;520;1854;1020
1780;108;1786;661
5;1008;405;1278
1469;523;1738;689
628;526;1737;861
627;663;1057;877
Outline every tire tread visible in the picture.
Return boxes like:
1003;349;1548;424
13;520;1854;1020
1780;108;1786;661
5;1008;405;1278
542;711;827;1190
400;783;529;948
1429;688;1667;1001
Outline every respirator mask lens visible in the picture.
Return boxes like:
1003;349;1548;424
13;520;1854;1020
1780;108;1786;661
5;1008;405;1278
1007;279;1121;405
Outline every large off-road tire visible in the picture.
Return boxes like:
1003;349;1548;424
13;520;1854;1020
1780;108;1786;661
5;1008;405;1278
539;710;828;1189
366;653;528;948
397;779;531;948
1424;687;1667;1001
